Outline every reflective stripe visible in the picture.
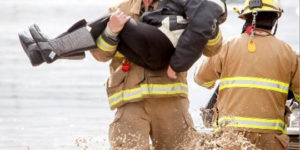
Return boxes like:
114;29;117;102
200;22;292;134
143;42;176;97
96;35;117;52
214;116;287;134
294;92;300;102
207;30;222;46
202;80;215;88
219;77;289;94
109;83;188;107
114;52;125;58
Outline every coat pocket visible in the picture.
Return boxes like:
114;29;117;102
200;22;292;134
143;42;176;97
124;64;145;88
107;66;126;88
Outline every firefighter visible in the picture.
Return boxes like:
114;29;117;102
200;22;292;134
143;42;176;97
90;0;224;149
194;0;299;149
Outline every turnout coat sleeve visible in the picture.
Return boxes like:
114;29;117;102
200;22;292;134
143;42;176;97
194;41;228;89
290;57;300;102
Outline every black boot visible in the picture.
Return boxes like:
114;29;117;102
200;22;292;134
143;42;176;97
18;32;44;66
29;22;96;62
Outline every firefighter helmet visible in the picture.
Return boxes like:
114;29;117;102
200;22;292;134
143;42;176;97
237;0;283;19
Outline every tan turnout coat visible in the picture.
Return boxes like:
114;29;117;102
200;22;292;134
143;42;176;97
195;32;299;134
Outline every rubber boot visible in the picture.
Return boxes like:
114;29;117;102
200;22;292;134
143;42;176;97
18;31;44;66
29;23;96;63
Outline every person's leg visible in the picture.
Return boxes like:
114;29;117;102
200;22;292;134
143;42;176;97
18;21;88;66
109;101;151;150
29;24;95;60
145;97;198;150
117;19;174;70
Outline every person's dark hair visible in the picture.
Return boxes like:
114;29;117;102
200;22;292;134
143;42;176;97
242;12;278;33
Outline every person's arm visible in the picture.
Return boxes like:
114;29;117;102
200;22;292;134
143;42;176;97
169;0;226;73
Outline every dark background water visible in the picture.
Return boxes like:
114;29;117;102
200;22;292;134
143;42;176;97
0;0;298;149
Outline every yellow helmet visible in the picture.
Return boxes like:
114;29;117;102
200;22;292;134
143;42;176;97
236;0;283;19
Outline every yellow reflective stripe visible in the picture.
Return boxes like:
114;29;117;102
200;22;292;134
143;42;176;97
214;123;287;134
114;52;125;58
220;84;288;94
207;30;222;46
202;81;215;88
96;35;117;52
220;77;289;87
109;83;188;107
219;76;289;94
109;83;188;100
294;93;300;102
218;116;285;125
213;116;287;134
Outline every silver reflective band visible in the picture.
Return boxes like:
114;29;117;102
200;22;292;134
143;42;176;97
219;77;289;94
108;84;188;106
218;119;286;130
214;116;287;133
220;80;288;91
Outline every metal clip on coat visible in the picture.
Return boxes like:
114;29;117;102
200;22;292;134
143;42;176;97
248;11;257;53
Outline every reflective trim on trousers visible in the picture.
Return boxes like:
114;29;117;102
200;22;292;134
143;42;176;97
219;77;289;94
108;83;188;107
214;116;287;134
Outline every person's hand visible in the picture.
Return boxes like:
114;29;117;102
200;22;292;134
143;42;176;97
108;10;130;33
167;65;177;79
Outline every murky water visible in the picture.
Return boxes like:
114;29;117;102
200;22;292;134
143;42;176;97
0;0;298;150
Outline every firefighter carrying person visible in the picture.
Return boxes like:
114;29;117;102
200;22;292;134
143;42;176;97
90;0;225;149
194;0;299;149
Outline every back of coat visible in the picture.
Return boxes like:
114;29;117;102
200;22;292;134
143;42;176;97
195;32;299;134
